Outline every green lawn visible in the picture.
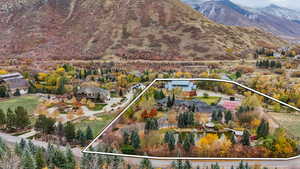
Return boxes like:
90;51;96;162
88;104;107;111
0;96;40;114
194;96;221;105
74;113;117;137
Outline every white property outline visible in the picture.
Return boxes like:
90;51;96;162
83;78;300;161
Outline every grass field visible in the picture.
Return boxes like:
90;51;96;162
74;113;117;137
88;104;107;111
194;96;221;105
0;96;40;114
270;112;300;137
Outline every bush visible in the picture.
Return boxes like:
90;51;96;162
121;145;135;154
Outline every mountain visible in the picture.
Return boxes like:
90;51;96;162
184;0;300;38
259;4;300;23
0;0;285;61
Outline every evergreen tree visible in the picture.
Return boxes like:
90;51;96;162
217;110;223;122
131;131;140;149
172;160;183;169
86;126;93;140
167;96;172;108
242;130;250;146
225;111;233;124
184;160;192;169
35;148;46;169
64;145;76;169
139;158;153;169
256;119;269;139
15;106;30;129
235;71;242;78
0;109;6;128
0;86;8;98
172;93;175;106
57;122;64;138
164;132;175;151
79;130;87;146
212;110;218;122
6;108;16;130
21;150;37;169
14;89;21;96
230;134;236;145
35;115;55;134
123;131;130;145
56;77;65;94
64;122;76;142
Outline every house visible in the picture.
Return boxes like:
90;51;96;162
165;80;196;92
0;72;29;95
77;86;110;103
131;83;145;90
273;52;282;58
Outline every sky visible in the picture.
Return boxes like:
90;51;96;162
230;0;300;10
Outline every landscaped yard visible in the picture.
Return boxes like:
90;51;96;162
0;95;40;114
270;112;300;137
88;104;107;111
194;96;221;105
74;113;117;137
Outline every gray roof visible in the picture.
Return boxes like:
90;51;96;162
158;98;225;113
0;73;29;89
78;86;109;95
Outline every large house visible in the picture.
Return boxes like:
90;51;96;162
77;86;110;103
165;81;196;92
0;73;29;96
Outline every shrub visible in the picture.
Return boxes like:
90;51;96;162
121;145;135;154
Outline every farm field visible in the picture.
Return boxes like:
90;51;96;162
0;95;40;114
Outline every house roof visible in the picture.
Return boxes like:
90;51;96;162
0;73;29;89
158;98;225;113
78;86;109;95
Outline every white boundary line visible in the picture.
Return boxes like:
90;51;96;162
83;78;300;161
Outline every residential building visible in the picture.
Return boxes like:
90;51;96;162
0;72;29;95
77;86;110;103
165;80;196;92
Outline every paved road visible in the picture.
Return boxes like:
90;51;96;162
0;132;82;158
124;157;300;169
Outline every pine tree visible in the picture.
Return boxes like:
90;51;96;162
184;160;192;169
225;111;233;124
6;108;16;130
167;96;172;107
172;93;175;106
77;129;86;146
21;150;37;169
139;158;153;169
86;126;93;140
131;131;140;149
164;132;175;151
256;119;269;139
35;148;46;169
123;131;130;145
0;109;6;128
64;122;76;142
14;89;21;96
64;145;76;169
242;130;250;146
15;106;30;129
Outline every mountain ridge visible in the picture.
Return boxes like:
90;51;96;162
0;0;286;61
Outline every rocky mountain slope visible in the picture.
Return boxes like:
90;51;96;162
184;0;300;38
0;0;286;61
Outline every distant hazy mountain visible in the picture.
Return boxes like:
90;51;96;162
182;0;300;38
